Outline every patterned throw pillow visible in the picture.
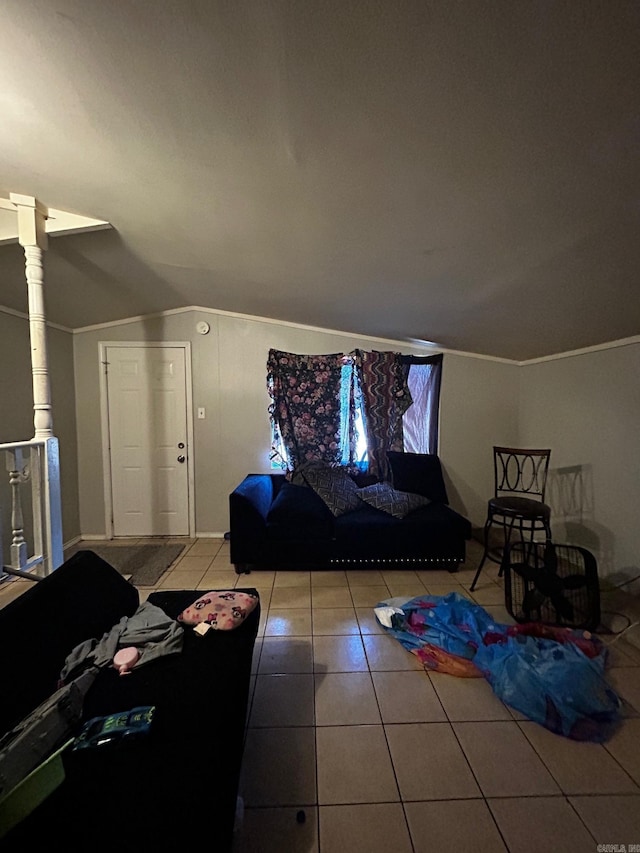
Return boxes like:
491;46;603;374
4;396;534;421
288;460;330;486
302;466;362;517
177;590;259;630
356;481;430;519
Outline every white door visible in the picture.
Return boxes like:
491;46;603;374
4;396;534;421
105;345;190;536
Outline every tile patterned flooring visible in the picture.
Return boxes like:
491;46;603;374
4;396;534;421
2;537;640;852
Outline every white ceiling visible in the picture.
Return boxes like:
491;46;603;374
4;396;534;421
1;0;639;360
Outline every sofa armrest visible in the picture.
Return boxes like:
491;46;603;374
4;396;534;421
229;474;279;565
0;551;139;736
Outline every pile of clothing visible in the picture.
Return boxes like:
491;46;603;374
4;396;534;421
375;592;622;742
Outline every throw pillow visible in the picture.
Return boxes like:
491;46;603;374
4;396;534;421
177;590;259;630
302;466;362;517
288;460;330;486
386;451;449;504
356;481;430;518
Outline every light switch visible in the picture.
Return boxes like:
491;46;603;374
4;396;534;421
198;407;206;419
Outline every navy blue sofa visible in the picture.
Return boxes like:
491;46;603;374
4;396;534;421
230;454;472;573
1;551;259;851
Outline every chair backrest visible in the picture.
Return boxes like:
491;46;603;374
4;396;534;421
493;446;551;501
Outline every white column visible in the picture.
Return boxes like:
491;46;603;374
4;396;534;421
24;244;54;437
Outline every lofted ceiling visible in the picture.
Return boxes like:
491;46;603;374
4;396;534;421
1;0;639;360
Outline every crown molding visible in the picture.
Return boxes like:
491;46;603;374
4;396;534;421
6;301;636;364
71;305;516;362
519;335;640;365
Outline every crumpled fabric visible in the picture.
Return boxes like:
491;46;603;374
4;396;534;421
376;592;622;742
60;601;183;685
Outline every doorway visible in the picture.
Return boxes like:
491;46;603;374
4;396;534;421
100;342;194;537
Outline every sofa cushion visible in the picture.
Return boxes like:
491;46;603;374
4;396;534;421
302;466;362;516
333;501;471;560
387;451;449;503
356;481;430;518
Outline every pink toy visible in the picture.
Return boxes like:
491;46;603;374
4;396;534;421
113;646;140;675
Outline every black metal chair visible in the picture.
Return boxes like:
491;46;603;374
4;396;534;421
470;446;552;592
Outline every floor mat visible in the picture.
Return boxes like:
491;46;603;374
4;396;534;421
63;544;185;586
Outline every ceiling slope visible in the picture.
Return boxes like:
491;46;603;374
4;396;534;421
1;0;639;359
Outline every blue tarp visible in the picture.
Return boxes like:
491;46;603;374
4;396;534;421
378;592;622;742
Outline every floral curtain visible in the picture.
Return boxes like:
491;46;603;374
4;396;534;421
354;349;413;480
267;349;353;470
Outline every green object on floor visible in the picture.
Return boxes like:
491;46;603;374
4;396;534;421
0;739;72;839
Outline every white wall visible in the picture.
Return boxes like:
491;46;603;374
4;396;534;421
518;342;640;583
73;310;518;536
0;312;33;445
439;354;520;526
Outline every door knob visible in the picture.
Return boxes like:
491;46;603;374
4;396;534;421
177;455;185;463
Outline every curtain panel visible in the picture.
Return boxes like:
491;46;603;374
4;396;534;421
401;353;443;455
354;349;413;480
267;349;350;469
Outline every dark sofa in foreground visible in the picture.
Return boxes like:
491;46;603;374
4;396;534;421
0;550;259;851
230;453;472;573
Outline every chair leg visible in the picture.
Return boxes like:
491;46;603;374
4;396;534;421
470;517;492;591
498;517;517;577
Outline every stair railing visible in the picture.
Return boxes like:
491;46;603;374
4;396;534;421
1;438;63;581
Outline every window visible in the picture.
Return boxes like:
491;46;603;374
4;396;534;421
270;352;442;469
401;355;443;455
352;403;368;466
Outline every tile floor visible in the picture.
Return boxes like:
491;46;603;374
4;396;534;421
2;537;640;852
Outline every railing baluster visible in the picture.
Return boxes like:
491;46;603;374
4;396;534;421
6;448;28;570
